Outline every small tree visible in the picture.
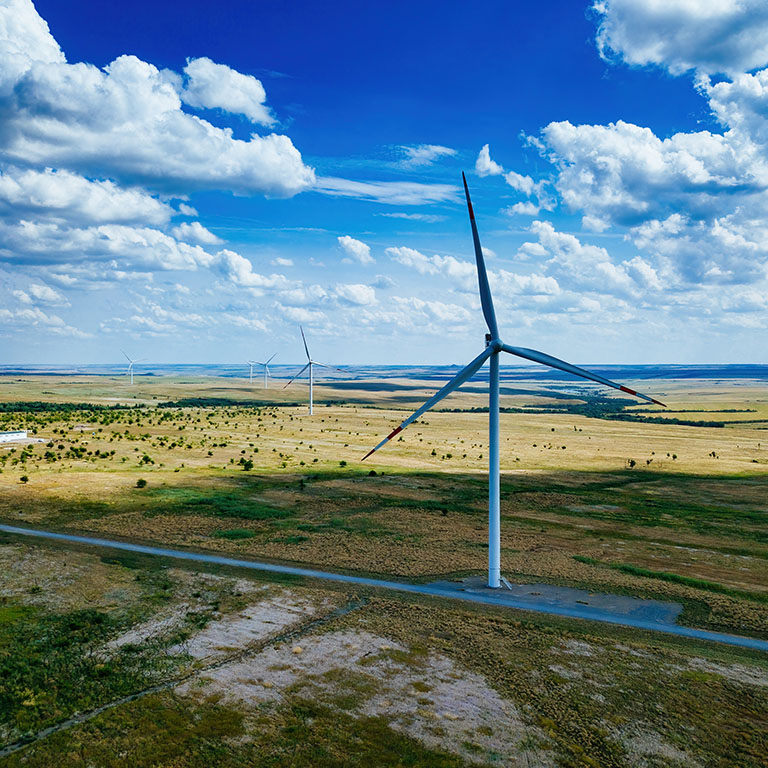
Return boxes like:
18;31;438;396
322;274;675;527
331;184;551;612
20;475;28;484
136;478;147;488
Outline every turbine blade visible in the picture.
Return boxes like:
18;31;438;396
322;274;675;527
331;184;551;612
313;362;344;372
265;352;277;365
283;362;310;389
500;344;666;406
300;326;311;360
362;347;492;461
463;172;499;339
120;349;132;363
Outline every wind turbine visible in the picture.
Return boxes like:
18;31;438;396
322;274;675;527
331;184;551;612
362;173;665;589
254;353;277;388
283;327;339;414
246;361;256;383
121;350;144;386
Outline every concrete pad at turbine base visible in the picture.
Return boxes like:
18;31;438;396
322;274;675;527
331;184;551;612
430;577;683;626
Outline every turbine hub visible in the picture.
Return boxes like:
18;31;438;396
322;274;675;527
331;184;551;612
485;335;503;352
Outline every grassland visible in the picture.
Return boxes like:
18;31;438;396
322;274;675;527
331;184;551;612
0;371;767;765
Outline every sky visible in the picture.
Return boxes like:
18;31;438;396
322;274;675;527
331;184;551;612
1;0;768;366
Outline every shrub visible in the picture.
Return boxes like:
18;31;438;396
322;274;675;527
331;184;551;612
19;475;28;484
136;478;147;488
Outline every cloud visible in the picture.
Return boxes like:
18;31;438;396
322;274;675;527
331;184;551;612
215;249;289;289
316;177;458;205
334;283;376;305
532;56;768;287
475;144;504;176
0;166;173;226
0;0;64;90
378;212;447;223
0;306;89;337
474;144;540;204
386;246;475;286
272;256;293;266
371;274;395;289
520;220;658;297
281;306;327;324
170;221;222;245
399;144;456;167
27;282;67;304
0;219;216;270
0;2;314;197
539;119;754;228
503;170;535;196
503;201;540;216
593;0;768;76
337;235;374;265
181;57;275;125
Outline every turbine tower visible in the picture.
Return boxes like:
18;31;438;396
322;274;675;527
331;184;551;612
255;353;277;388
121;350;143;386
246;361;255;383
363;173;665;589
284;328;338;414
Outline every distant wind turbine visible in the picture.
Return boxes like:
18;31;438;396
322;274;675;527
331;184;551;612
246;360;256;383
121;350;144;386
254;353;277;388
283;327;340;414
362;173;665;589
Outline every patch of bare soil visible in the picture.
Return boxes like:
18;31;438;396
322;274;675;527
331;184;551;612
0;543;141;611
179;629;554;767
687;657;768;688
170;590;333;661
612;725;701;768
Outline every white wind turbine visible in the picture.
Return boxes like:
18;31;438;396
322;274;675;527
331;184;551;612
283;327;339;414
363;173;665;589
121;350;144;386
246;360;256;383
254;353;277;388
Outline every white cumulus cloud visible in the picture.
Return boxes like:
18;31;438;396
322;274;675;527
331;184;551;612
0;2;314;197
338;235;374;265
593;0;768;76
335;283;376;306
475;144;504;177
171;221;222;245
181;57;275;126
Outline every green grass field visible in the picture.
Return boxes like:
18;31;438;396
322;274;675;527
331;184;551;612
1;372;766;766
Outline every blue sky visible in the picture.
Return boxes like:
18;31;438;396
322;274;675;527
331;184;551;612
2;0;768;365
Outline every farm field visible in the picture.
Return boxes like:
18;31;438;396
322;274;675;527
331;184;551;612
1;370;767;766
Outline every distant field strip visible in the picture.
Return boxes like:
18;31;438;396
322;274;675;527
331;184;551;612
1;524;766;652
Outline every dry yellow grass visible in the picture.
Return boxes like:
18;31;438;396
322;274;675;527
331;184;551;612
1;372;766;637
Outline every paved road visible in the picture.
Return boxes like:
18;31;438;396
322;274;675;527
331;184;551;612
2;523;766;652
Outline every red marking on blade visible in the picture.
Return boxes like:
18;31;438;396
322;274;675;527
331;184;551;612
620;386;638;397
361;448;376;462
651;398;667;407
387;426;403;440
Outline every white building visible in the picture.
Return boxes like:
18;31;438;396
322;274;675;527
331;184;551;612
0;430;27;443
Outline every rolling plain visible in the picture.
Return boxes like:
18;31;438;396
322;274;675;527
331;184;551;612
0;368;766;767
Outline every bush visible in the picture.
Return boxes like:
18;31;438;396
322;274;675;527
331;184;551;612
136;478;147;488
214;529;256;540
19;475;28;484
